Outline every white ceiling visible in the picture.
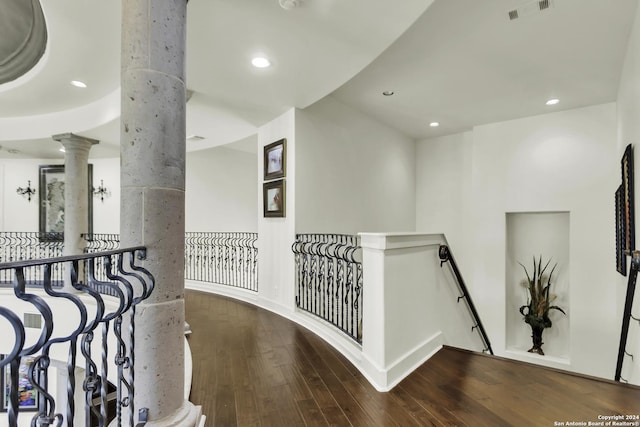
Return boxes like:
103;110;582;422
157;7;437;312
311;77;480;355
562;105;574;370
0;0;637;159
333;0;638;139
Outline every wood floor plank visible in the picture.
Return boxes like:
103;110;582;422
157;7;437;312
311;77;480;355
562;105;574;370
387;385;444;427
234;385;261;427
280;362;315;402
185;290;640;427
398;373;469;426
297;398;330;426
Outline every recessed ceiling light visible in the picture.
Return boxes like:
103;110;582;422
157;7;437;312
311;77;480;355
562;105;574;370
59;148;65;153
382;91;394;96
430;122;440;127
546;98;559;106
279;0;300;9
251;57;271;68
70;80;87;88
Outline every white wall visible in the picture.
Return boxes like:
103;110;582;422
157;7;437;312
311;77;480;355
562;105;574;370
415;131;474;275
617;2;640;385
416;102;619;378
0;158;120;233
88;158;120;234
185;145;257;232
257;109;297;312
0;147;258;235
296;96;416;234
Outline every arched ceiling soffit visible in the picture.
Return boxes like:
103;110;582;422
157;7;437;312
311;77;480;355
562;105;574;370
0;0;47;85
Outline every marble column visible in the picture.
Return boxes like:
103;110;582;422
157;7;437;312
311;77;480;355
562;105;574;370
120;0;200;425
51;133;97;258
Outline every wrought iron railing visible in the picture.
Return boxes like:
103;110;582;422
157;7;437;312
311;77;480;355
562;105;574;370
292;234;363;343
0;246;154;427
0;232;64;284
83;233;121;252
0;233;123;288
1;231;258;291
83;234;122;290
184;232;258;292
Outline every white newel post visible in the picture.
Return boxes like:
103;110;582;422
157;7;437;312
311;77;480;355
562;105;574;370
359;233;388;387
359;233;472;391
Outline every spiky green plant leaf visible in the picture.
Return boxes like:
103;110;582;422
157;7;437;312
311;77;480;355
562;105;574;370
518;257;565;329
549;306;566;315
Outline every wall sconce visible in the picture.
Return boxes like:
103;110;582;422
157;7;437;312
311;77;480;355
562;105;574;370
16;180;36;201
93;179;110;202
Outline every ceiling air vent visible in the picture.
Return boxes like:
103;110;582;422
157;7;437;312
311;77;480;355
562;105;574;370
507;0;554;21
186;135;205;142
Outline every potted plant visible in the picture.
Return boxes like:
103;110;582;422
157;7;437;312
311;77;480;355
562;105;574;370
518;256;566;355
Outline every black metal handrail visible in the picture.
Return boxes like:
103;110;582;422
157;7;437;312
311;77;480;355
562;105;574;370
0;246;154;427
615;251;640;382
292;234;363;343
438;245;493;355
184;232;258;292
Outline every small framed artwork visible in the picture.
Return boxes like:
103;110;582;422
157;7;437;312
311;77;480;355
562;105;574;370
264;138;286;181
263;179;285;218
616;185;627;275
621;144;635;252
39;164;93;240
1;356;38;412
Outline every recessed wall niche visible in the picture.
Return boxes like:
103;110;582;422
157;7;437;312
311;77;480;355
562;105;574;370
506;211;570;364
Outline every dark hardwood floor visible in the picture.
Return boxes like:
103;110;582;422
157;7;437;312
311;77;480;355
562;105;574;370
185;290;640;426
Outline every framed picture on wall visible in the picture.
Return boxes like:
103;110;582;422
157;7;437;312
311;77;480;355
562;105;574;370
616;184;627;276
38;164;93;240
263;179;285;218
264;138;286;181
0;355;38;412
621;144;635;252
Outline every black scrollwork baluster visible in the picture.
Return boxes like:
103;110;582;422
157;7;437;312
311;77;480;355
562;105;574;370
83;258;107;426
209;232;215;284
252;234;258;291
0;307;25;427
201;232;209;283
0;246;152;426
11;267;54;426
292;237;301;307
327;240;336;334
336;247;345;332
309;239;318;316
291;234;363;343
229;233;237;288
238;234;245;289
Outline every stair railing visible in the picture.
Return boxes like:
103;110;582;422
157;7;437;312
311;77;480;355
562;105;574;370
615;250;640;382
438;245;493;355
